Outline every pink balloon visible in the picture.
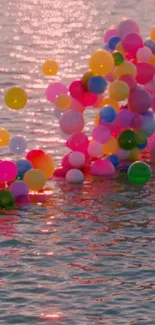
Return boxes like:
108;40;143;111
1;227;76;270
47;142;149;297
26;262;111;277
91;159;115;177
117;109;134;128
62;154;72;170
70;97;85;113
122;33;143;56
80;92;98;107
120;75;137;91
0;161;18;182
128;86;152;113
69;80;84;100
117;19;140;40
136;46;152;62
67;132;89;152
92;125;111;144
45;82;68;103
59;109;84;135
104;27;117;44
136;63;154;85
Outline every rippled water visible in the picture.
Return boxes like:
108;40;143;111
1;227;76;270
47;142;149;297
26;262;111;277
1;0;155;324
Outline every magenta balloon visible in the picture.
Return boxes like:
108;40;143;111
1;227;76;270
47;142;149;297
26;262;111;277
92;125;111;144
9;181;29;198
122;33;143;56
91;159;115;176
120;75;137;91
59;109;84;135
45;82;68;103
62;154;72;170
81;92;98;107
117;19;140;40
128;86;152;113
69;80;84;100
117;109;134;128
0;161;18;182
53;167;67;178
136;63;154;85
130;113;144;129
104;27;117;44
67;132;89;152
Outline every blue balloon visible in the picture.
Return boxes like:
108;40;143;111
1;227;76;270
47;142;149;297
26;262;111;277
99;106;116;123
107;154;120;166
16;159;33;180
108;36;120;50
88;76;107;94
144;39;155;54
137;141;148;150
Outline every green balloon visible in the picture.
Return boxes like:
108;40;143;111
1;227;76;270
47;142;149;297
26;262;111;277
112;51;124;66
0;190;15;209
127;161;151;184
118;130;137;150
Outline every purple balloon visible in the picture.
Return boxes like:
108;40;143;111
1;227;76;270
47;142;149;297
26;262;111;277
117;109;134;128
9;181;29;198
128;86;152;113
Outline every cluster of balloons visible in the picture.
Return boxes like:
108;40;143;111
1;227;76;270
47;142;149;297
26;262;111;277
45;18;155;186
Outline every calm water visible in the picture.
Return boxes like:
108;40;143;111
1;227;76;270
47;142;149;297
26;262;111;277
1;0;155;324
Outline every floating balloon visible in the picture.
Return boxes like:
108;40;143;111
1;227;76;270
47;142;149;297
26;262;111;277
136;46;152;62
122;33;143;56
106;154;120;166
109;80;129;101
59;110;84;135
81;71;94;90
45;82;68;103
68;152;85;168
99;106;116;123
128;86;152;113
103;136;118;154
0;190;15;209
108;36;121;50
9;181;29;198
88;76;107;94
128;161;151;184
67;132;89;152
5;87;28;110
88;141;103;158
55;94;71;110
117;19;140;40
16;159;33;180
89;50;114;76
112;51;124;66
104;26;117;44
136;62;154;85
92;125;111;144
9;136;27;155
0;128;10;147
42;60;59;76
118;130;137;150
65;169;84;183
23;169;46;191
91;159;115;177
0;161;18;183
102;97;119;112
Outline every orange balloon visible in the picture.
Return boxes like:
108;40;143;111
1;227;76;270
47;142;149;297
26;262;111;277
101;97;119;112
55;94;71;110
103;137;118;155
94;113;99;126
89;50;114;76
42;60;59;76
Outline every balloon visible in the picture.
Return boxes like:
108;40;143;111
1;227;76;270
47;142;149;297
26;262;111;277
26;149;45;164
5;87;28;110
81;71;94;90
55;94;71;110
42;60;59;76
88;76;107;94
80;92;98;107
92;125;111;144
9;136;27;155
68;151;85;168
99;106;116;123
115;41;127;56
106;154;120;166
118;130;137;150
89;50;114;76
91;159;115;176
70;98;85;113
127;161;151;184
122;33;143;56
67;132;89;152
117;109;133;128
128;86;152;113
28;153;54;180
53;167;67;178
108;36;121;50
112;51;124;66
23;169;46;191
59;110;84;135
65;169;84;183
45;82;68;103
104;26;117;44
0;161;18;182
16;159;33;180
135;130;147;146
130;113;144;129
140;114;155;137
150;26;155;42
88;141;103;158
103;136;118;154
101;97;119;112
136;46;152;62
69;80;85;100
0;190;15;209
144;39;155;54
117;19;140;40
119;75;137;91
109;80;129;101
113;61;137;79
136;63;154;85
9;181;29;198
0;128;10;147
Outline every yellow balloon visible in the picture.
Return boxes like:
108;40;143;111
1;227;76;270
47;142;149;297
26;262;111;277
89;50;114;76
94;113;99;126
5;87;28;110
101;97;119;112
42;60;59;76
115;42;127;56
23;169;46;191
113;61;137;80
0;128;10;146
129;148;140;162
109;80;129;101
55;94;71;110
103;137;118;155
150;26;155;42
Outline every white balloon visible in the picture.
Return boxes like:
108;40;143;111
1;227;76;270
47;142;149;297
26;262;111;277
68;151;85;168
66;169;84;183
